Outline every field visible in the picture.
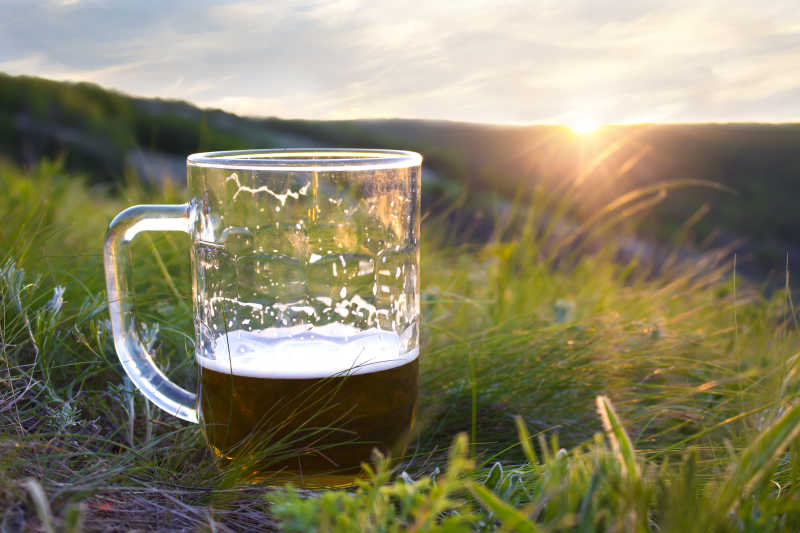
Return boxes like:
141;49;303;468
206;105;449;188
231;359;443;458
5;73;800;277
4;75;800;531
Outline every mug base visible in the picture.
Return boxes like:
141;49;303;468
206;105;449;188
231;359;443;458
239;469;367;489
211;447;372;489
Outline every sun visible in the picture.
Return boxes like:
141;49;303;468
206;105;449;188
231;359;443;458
568;118;599;134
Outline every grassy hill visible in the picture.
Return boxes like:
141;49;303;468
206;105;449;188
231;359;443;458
4;72;800;531
2;153;800;530
3;73;800;279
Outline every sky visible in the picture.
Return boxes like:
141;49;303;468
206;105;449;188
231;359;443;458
1;0;800;125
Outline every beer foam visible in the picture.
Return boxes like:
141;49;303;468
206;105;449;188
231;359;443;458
196;322;418;379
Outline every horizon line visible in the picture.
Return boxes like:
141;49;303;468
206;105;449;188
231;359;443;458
4;71;800;128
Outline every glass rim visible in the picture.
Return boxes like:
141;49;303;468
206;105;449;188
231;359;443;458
187;148;422;171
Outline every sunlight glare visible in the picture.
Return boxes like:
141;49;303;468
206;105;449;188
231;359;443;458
569;118;599;134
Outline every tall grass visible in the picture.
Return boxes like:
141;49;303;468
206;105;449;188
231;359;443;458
2;158;800;531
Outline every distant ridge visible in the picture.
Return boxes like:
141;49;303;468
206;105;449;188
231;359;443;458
3;72;800;278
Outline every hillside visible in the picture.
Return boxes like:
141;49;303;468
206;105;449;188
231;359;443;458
5;74;800;530
2;73;800;278
2;135;800;531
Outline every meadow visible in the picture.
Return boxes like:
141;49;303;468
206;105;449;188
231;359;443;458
3;75;800;531
6;72;800;276
3;155;800;532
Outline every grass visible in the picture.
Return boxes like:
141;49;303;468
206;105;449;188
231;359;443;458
7;72;800;281
3;156;800;531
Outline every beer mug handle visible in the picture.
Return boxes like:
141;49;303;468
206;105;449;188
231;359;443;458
103;203;198;423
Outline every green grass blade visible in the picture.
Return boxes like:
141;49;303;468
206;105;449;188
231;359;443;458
468;482;544;533
716;399;800;512
514;415;539;466
64;503;86;533
596;395;639;480
143;233;190;312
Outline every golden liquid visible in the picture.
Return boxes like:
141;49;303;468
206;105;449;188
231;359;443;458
198;357;418;488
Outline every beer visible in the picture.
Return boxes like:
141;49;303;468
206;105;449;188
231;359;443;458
197;324;419;486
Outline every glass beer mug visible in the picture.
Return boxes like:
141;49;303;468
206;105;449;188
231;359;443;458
104;149;421;487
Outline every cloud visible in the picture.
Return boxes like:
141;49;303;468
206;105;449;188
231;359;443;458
1;0;799;123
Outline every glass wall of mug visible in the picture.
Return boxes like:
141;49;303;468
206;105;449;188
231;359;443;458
189;150;421;486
